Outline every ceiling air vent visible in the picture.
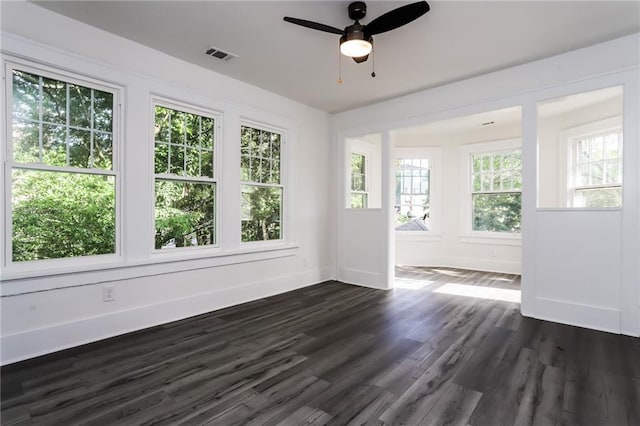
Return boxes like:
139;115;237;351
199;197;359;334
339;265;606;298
204;46;237;62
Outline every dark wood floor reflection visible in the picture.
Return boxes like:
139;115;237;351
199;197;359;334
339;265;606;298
2;267;639;425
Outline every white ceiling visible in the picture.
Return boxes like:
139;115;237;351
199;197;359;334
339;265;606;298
34;1;640;113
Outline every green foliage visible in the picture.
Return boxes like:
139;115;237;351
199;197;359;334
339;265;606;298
241;185;281;242
12;169;115;261
240;125;283;242
11;69;117;262
473;193;521;233
154;180;215;249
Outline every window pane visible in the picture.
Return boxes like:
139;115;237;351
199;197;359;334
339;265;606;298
68;129;91;168
240;127;251;155
578;163;590;186
270;160;281;185
155;143;169;174
578;140;590;163
200;149;213;178
169;144;185;175
171;111;187;145
472;174;481;192
93;90;113;133
12;119;40;163
155;106;215;178
200;118;214;149
68;84;91;128
12;169;116;261
352;153;365;174
186;147;200;176
512;171;522;190
590;137;603;161
42;77;67;125
241;185;282;241
481;173;491;192
604;160;620;184
472;193;521;233
186;114;200;147
350;193;367;209
155;180;215;249
155;107;170;142
94;132;113;170
352;174;364;191
591;162;603;185
12;70;39;122
42;123;66;166
240;156;251;181
575;187;622;208
395;157;430;230
11;70;115;172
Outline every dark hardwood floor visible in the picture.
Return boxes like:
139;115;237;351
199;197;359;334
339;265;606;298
1;267;639;425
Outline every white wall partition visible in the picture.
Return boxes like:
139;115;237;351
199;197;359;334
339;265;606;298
332;33;640;336
338;132;394;289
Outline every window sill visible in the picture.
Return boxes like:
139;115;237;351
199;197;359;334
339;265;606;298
0;243;298;296
536;207;622;212
395;232;442;242
459;233;521;246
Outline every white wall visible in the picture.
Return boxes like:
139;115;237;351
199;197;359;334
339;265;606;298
332;33;640;336
392;119;522;274
0;3;334;364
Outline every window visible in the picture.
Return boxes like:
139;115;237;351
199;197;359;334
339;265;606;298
470;148;522;233
153;101;218;250
240;124;284;242
395;158;429;231
570;126;622;208
7;64;119;263
350;153;367;208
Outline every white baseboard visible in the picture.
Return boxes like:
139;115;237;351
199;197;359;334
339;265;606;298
396;256;521;275
339;268;388;290
1;267;333;365
531;297;621;334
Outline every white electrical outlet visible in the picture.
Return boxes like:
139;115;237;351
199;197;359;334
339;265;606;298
103;286;115;302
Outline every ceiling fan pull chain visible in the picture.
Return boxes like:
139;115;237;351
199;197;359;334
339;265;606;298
338;45;343;84
371;45;376;78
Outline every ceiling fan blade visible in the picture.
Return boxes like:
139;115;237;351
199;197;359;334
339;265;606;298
365;1;430;36
283;17;344;35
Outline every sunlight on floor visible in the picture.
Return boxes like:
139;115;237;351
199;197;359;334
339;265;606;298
434;283;521;303
394;278;435;289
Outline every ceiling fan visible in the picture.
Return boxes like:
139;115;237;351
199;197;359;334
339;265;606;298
283;1;430;64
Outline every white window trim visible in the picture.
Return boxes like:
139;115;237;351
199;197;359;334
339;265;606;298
2;58;124;275
345;137;381;209
561;115;623;208
239;119;288;246
459;138;522;241
150;96;222;255
394;146;442;239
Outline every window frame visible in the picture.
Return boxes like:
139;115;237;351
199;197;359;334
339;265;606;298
150;96;222;254
563;116;623;208
460;138;522;243
394;147;442;239
239;119;287;246
3;58;123;273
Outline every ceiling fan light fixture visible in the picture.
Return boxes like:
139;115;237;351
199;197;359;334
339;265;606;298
340;38;372;57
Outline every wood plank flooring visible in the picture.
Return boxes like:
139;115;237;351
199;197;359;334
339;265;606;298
1;267;639;425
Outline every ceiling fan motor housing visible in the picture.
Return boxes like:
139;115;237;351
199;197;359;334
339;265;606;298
340;23;372;45
348;1;367;21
